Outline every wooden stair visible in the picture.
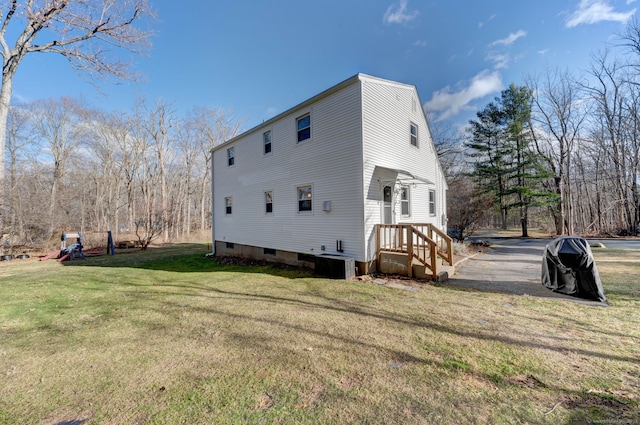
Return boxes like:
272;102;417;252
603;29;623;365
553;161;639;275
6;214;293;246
376;223;454;280
378;251;455;281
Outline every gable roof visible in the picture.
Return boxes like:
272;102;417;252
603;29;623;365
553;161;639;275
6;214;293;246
212;73;418;152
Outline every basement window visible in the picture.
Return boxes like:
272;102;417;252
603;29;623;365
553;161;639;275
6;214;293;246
298;253;315;263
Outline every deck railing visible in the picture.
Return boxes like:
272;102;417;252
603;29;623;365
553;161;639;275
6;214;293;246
375;223;453;279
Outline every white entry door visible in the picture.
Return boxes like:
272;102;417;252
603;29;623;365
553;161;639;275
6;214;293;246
383;184;393;224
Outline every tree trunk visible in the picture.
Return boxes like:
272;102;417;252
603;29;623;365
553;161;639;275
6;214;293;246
0;71;13;234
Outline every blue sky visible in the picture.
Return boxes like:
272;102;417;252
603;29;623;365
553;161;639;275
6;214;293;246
10;0;639;132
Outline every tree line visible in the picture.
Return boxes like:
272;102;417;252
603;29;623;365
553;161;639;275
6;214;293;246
442;20;640;240
2;97;239;251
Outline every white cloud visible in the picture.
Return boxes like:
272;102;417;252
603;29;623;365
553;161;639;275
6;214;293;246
413;40;427;47
486;53;510;69
490;30;527;46
423;70;503;121
383;0;419;25
478;13;497;29
566;0;636;27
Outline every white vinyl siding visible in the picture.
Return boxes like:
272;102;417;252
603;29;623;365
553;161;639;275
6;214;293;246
212;81;365;259
361;76;446;261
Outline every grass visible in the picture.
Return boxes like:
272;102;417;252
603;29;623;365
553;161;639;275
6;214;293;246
0;244;639;424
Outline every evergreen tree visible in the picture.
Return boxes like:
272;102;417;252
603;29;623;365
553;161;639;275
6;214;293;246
466;84;558;236
466;100;511;229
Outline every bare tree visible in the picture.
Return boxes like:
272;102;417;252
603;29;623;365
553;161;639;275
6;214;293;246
85;109;130;237
138;98;176;242
446;175;493;241
584;51;637;234
427;111;466;183
0;0;155;188
184;106;241;231
32;97;88;234
528;68;587;235
3;103;33;251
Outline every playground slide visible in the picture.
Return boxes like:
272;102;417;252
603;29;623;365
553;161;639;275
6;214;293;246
40;250;61;261
57;253;70;262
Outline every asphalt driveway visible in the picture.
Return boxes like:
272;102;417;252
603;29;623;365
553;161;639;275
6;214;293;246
447;238;606;305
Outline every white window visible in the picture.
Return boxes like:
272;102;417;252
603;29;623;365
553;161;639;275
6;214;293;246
429;190;436;216
297;185;312;212
265;191;273;214
401;186;410;216
227;147;235;166
410;123;418;147
297;114;311;143
263;131;272;154
225;197;232;215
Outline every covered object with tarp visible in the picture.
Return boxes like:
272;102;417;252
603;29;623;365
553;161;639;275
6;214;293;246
541;237;607;303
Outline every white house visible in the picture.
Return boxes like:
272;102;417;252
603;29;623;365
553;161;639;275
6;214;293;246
211;73;449;277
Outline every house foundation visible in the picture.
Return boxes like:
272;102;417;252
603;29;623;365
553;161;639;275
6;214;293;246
214;241;367;278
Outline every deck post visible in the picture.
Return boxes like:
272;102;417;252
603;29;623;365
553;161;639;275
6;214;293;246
430;243;437;279
376;224;381;272
406;225;413;278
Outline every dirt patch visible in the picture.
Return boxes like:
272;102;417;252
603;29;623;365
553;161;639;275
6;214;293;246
505;374;546;388
560;391;639;421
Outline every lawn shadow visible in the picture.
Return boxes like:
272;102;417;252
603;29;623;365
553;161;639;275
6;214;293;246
59;243;315;279
436;277;608;306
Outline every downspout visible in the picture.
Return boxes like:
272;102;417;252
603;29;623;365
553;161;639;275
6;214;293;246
210;152;216;255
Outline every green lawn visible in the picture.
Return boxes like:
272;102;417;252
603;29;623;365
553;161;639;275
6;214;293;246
1;244;638;424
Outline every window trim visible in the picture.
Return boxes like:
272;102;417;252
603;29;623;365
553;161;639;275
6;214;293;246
296;184;313;214
263;130;272;155
296;113;311;143
227;147;235;167
410;122;418;147
225;196;232;215
429;189;436;216
265;190;273;214
400;186;411;217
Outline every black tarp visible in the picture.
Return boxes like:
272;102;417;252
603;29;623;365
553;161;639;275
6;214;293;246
541;237;607;303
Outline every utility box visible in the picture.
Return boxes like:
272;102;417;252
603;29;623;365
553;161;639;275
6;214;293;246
315;254;356;280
